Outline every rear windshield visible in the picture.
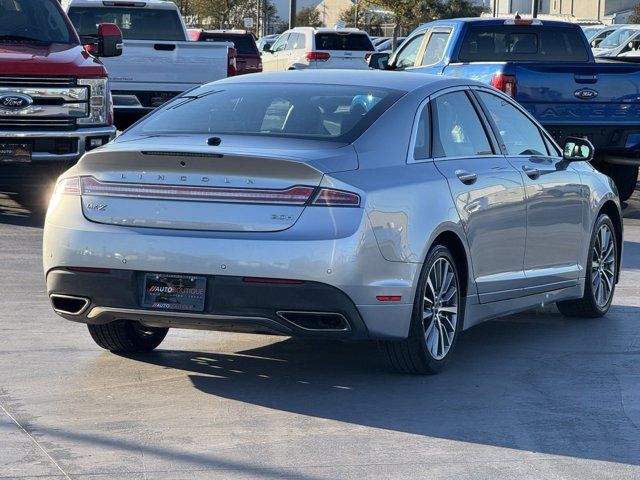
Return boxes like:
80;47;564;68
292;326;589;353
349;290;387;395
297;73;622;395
0;0;75;44
459;25;589;62
68;7;185;41
199;34;258;55
133;83;404;142
315;33;374;51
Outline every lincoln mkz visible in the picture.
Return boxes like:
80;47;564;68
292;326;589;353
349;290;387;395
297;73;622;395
44;71;622;374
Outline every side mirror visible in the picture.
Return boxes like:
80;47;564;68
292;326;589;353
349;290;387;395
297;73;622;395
563;137;594;162
368;52;390;70
96;23;123;58
262;43;272;53
590;40;597;48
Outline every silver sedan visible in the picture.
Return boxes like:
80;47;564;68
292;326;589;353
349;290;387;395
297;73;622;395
43;71;622;374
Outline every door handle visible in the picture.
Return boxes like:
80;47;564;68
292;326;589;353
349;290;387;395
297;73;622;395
455;170;478;185
523;165;541;179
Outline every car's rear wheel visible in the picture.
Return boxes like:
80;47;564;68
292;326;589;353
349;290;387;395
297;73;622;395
87;321;168;353
557;214;617;318
381;244;463;375
602;164;637;202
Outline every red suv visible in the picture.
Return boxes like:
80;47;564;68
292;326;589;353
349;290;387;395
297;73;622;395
189;29;262;75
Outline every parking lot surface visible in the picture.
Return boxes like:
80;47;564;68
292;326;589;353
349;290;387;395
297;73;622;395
1;166;639;479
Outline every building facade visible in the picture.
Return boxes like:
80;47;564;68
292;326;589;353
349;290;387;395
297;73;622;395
490;0;638;23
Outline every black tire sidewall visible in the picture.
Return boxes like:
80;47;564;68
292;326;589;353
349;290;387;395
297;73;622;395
583;214;617;316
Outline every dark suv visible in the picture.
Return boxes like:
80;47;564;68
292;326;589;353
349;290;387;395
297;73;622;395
189;29;262;75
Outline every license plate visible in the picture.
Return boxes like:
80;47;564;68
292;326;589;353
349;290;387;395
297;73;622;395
0;143;31;164
142;273;207;312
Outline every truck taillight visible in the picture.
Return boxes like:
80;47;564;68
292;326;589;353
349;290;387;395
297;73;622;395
306;51;331;61
491;74;516;98
228;47;237;77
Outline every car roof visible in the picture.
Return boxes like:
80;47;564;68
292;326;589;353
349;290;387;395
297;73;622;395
69;0;178;9
414;17;584;31
212;70;483;93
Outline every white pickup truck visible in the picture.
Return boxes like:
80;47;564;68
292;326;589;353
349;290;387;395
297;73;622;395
65;0;235;129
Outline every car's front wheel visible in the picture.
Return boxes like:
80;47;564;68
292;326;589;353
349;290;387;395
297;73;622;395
87;321;168;353
557;213;618;318
381;244;463;375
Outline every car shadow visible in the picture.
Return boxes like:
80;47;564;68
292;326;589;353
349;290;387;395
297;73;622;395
121;305;640;467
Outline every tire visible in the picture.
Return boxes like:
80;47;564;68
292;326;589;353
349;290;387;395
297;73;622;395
557;214;618;318
87;321;168;353
602;164;637;202
381;244;464;375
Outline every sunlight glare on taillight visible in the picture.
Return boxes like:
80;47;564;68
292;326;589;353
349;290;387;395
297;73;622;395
55;177;81;196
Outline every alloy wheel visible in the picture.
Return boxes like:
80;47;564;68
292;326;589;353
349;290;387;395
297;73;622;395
591;224;616;308
423;257;459;360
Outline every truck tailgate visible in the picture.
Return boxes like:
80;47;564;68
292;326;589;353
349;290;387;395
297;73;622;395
101;41;230;92
514;63;640;126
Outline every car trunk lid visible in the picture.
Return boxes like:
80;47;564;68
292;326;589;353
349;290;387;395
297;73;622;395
78;136;357;232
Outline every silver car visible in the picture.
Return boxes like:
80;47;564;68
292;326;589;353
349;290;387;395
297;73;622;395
44;71;622;374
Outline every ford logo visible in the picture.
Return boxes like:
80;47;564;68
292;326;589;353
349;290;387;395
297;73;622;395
0;93;33;110
574;88;598;100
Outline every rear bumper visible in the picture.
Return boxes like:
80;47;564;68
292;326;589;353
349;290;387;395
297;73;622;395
46;269;371;339
43;196;418;339
545;125;640;164
0;126;115;163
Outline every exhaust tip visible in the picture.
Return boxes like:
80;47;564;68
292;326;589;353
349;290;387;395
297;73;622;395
276;311;350;332
50;294;90;316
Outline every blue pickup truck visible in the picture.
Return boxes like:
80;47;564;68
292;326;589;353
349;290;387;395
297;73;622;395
370;17;640;201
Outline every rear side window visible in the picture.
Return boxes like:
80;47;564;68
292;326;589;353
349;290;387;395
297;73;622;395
432;92;493;158
314;33;374;51
134;83;404;143
421;31;450;65
68;7;185;41
287;33;306;50
458;25;589;62
477;91;548;156
200;34;258;55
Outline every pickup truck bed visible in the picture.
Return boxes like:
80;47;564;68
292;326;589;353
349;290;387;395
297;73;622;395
384;18;640;200
67;0;233;130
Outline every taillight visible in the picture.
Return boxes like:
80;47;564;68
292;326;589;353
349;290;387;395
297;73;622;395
312;188;360;207
56;176;316;205
55;177;81;195
305;51;330;61
228;47;237;77
491;74;516;98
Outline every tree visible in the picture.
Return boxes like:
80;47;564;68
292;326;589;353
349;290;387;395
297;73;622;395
630;4;640;24
296;6;323;27
338;3;389;31
379;0;483;32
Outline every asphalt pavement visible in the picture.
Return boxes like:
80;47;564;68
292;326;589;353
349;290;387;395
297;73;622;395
1;165;639;479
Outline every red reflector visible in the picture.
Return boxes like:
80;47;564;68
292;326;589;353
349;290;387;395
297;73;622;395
491;74;516;98
67;267;111;274
312;188;360;207
80;177;315;205
243;277;305;284
377;295;402;302
306;51;330;61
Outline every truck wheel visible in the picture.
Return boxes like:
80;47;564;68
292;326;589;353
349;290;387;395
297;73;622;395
603;164;637;202
557;213;617;318
87;321;168;353
380;244;463;375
